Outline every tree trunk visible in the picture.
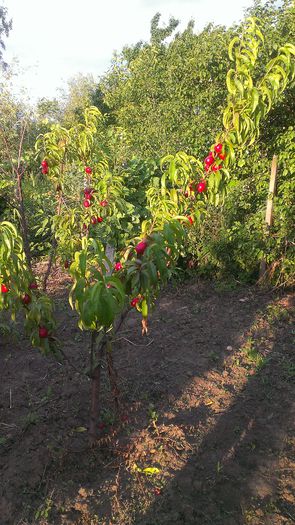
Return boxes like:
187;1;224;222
89;333;105;446
42;190;63;291
16;170;32;269
88;310;130;445
106;340;120;413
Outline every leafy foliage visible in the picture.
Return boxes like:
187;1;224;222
0;221;56;352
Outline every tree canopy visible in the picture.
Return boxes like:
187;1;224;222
0;5;12;68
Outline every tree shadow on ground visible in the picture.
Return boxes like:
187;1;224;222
0;276;294;525
133;293;295;525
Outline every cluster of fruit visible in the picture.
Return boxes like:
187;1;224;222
184;143;226;225
82;167;108;226
204;143;225;173
1;280;37;301
113;240;148;308
1;281;48;338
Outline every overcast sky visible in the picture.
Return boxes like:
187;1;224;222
3;0;255;102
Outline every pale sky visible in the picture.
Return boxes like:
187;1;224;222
3;0;256;103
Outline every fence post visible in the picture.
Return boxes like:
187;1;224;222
259;155;278;279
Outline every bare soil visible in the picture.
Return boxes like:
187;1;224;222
0;266;294;525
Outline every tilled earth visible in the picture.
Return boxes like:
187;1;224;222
0;266;294;525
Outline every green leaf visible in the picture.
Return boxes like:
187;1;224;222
250;88;260;113
74;426;87;433
142;467;160;475
228;37;240;61
226;70;236;94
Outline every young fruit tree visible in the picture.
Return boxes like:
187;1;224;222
2;17;293;444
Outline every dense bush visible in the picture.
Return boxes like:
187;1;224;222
186;127;295;286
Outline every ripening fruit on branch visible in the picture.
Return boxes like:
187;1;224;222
41;160;48;168
197;181;206;193
83;199;91;208
187;216;194;225
184;191;189;198
204;154;214;166
219;153;226;161
39;326;49;338
1;284;9;293
114;262;123;271
91;216;97;225
42;167;48;175
100;200;108;207
82;223;88;233
85;166;92;174
214;143;223;154
212;164;221;172
22;293;31;305
97;217;103;223
64;260;70;269
130;297;140;307
84;188;94;201
29;282;38;290
135;240;148;255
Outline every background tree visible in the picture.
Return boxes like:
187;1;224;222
0;74;34;265
59;73;98;127
0;5;12;68
35;97;62;124
101;16;234;159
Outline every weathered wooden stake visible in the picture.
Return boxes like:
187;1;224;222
259;155;278;279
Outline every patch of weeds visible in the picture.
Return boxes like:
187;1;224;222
264;500;279;514
242;338;266;369
22;411;40;430
148;403;159;425
216;461;223;474
191;304;201;314
0;322;10;336
74;333;84;342
261;375;271;386
209;350;219;363
246;439;258;451
266;303;289;324
34;491;54;521
282;359;295;379
40;386;53;404
140;391;150;401
101;407;116;426
214;280;238;292
234;357;241;367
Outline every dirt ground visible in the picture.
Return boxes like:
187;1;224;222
0;266;294;525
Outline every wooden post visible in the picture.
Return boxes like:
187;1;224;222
265;155;278;228
259;155;278;279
